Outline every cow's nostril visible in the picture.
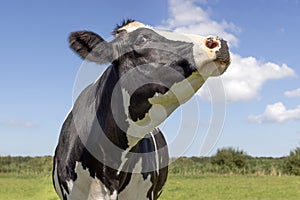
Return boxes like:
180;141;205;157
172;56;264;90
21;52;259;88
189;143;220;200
205;38;219;49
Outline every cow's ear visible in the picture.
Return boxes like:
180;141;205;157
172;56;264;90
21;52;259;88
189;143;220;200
69;31;113;64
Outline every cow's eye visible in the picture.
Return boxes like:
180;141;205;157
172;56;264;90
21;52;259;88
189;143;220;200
135;36;148;46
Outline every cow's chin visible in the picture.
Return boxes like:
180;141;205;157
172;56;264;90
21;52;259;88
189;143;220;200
198;60;229;78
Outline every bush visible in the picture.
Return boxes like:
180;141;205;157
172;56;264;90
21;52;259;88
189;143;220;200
285;148;300;175
211;147;249;173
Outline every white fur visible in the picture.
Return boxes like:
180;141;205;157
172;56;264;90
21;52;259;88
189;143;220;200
121;88;166;147
150;131;160;174
117;148;129;175
148;71;205;105
121;71;205;149
116;21;152;35
64;162;116;200
118;158;153;200
154;30;223;76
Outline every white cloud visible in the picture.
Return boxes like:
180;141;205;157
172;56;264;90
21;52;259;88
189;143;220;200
199;54;296;102
285;88;300;97
160;0;240;46
248;102;300;123
0;120;36;128
161;0;296;102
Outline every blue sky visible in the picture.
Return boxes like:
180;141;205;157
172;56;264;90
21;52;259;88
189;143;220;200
0;0;299;157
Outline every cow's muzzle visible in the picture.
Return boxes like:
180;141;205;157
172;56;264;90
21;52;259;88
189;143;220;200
204;36;231;75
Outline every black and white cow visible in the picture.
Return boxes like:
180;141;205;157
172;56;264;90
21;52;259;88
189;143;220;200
53;19;230;200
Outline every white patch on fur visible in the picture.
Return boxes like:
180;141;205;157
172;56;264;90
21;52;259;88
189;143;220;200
154;30;224;76
122;88;131;118
63;162;115;200
149;71;205;105
118;158;153;200
117;148;129;175
121;72;205;148
121;88;166;147
110;190;118;200
129;106;167;147
117;21;152;34
150;131;160;174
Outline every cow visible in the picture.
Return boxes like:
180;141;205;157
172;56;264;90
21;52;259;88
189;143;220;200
53;19;230;200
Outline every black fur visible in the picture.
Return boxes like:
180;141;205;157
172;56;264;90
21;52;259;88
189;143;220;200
53;23;201;200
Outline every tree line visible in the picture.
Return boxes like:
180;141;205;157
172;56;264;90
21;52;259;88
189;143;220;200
0;147;300;176
169;147;300;176
0;156;53;175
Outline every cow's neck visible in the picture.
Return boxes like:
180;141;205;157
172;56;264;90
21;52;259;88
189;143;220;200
92;65;131;151
119;71;206;149
93;65;206;151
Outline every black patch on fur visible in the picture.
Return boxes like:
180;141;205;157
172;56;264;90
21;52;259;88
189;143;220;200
129;84;169;121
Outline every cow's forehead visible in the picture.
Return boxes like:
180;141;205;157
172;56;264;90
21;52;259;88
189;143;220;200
116;21;206;44
116;21;151;34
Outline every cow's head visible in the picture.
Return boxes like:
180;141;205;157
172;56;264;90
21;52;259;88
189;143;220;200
69;19;230;145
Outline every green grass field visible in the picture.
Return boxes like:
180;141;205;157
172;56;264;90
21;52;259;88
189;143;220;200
0;174;299;200
160;174;300;200
0;174;57;200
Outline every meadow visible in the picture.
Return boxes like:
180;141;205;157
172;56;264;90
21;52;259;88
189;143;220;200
0;173;300;200
1;148;300;199
160;174;300;200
